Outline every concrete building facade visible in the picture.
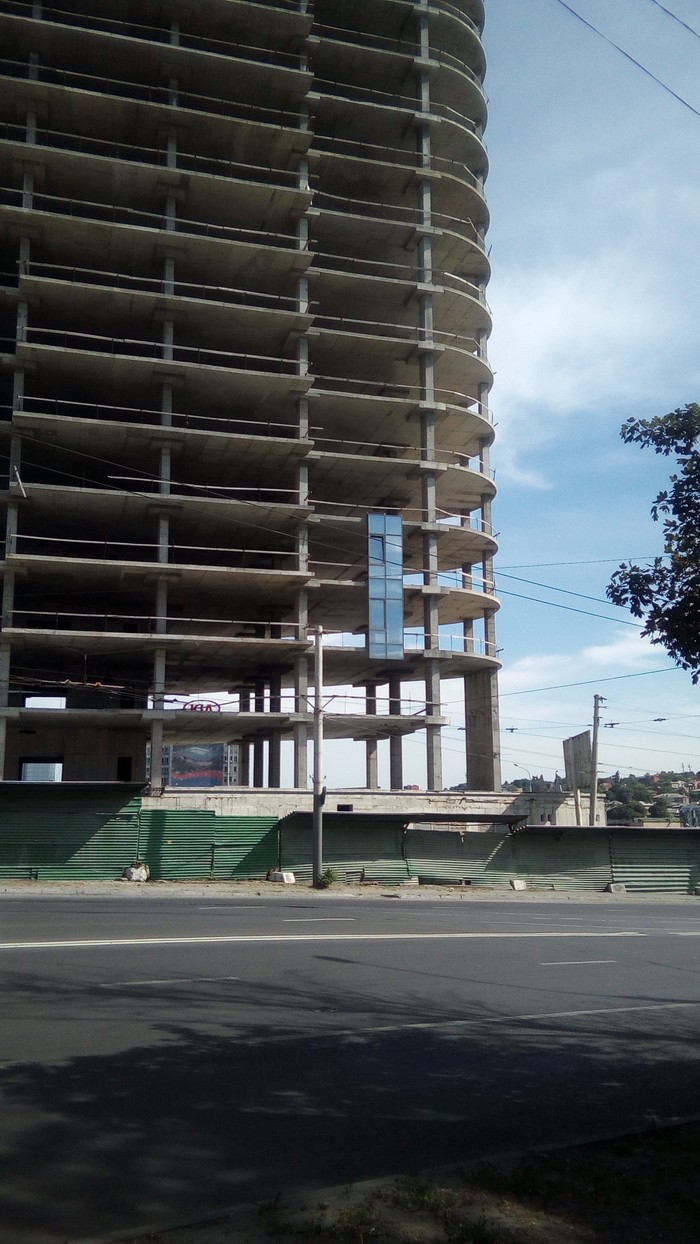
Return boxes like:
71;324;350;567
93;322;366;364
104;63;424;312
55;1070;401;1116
0;0;500;791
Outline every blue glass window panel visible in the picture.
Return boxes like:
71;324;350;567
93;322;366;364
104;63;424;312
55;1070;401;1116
367;512;404;660
369;599;385;629
386;598;404;636
385;537;403;571
369;534;385;563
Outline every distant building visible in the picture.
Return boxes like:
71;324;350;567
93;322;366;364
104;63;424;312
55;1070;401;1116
147;743;239;789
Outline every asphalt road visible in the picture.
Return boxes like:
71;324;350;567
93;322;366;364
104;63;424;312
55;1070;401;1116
3;892;700;1243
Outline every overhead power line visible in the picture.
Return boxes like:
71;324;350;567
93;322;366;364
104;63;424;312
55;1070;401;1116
497;570;631;610
554;0;700;120
646;0;700;41
497;586;640;627
501;666;680;696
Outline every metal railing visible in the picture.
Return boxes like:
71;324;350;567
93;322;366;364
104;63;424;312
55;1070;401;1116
1;1;306;70
1;186;300;251
19;262;302;314
0;119;306;192
11;533;301;568
17;395;300;438
9;608;304;639
312;131;484;192
21;326;302;377
0;56;303;130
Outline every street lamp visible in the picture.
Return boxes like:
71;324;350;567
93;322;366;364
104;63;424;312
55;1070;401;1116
311;626;325;887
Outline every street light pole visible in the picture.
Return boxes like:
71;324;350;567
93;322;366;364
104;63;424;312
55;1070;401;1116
312;625;324;886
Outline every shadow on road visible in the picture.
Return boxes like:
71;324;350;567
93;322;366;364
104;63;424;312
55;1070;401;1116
2;968;700;1243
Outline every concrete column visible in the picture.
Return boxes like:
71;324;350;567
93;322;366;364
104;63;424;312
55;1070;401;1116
388;674;403;790
239;689;251;786
159;447;171;499
425;658;442;792
163;258;175;299
162;319;174;362
154;577;167;634
13;235;30;427
269;673;282;788
22;171;33;211
253;678;265;787
0;640;9;778
150;647;166;789
463;668;501;791
293;582;309;787
365;683;378;789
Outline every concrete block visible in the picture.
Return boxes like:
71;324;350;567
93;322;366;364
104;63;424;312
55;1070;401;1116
605;882;627;894
268;870;296;884
510;878;527;891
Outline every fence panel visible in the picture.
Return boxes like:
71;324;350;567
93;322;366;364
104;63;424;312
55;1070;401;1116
611;830;700;892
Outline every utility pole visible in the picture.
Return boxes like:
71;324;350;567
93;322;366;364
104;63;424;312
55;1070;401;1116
312;625;324;886
589;693;605;826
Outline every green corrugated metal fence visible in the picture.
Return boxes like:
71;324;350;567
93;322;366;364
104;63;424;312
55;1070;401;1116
279;814;410;884
3;788;700;891
611;830;700;892
0;787;278;881
509;830;613;892
403;828;613;891
405;829;512;884
0;785;142;879
138;809;279;880
405;827;700;892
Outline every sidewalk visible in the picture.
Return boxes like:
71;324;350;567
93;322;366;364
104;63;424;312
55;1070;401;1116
2;877;699;901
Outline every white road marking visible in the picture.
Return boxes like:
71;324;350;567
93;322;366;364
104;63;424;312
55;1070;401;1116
198;904;263;910
99;975;240;987
363;1000;700;1036
540;959;617;966
282;918;356;923
0;930;647;951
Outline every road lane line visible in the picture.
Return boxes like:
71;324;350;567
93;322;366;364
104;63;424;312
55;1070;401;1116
0;931;647;951
540;959;617;966
99;975;240;987
363;1000;700;1035
282;918;356;923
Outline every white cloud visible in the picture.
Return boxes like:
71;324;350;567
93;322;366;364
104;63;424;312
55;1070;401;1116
489;252;663;419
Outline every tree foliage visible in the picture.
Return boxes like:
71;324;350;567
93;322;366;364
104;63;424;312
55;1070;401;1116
607;403;700;682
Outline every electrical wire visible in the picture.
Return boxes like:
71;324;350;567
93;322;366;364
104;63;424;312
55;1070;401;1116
553;0;700;120
496;586;639;627
497;570;637;609
500;666;681;696
646;0;700;41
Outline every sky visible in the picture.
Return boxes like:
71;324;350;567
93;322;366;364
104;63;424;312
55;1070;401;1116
466;0;700;785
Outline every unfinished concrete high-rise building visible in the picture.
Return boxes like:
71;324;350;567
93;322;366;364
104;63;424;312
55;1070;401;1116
0;0;500;791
